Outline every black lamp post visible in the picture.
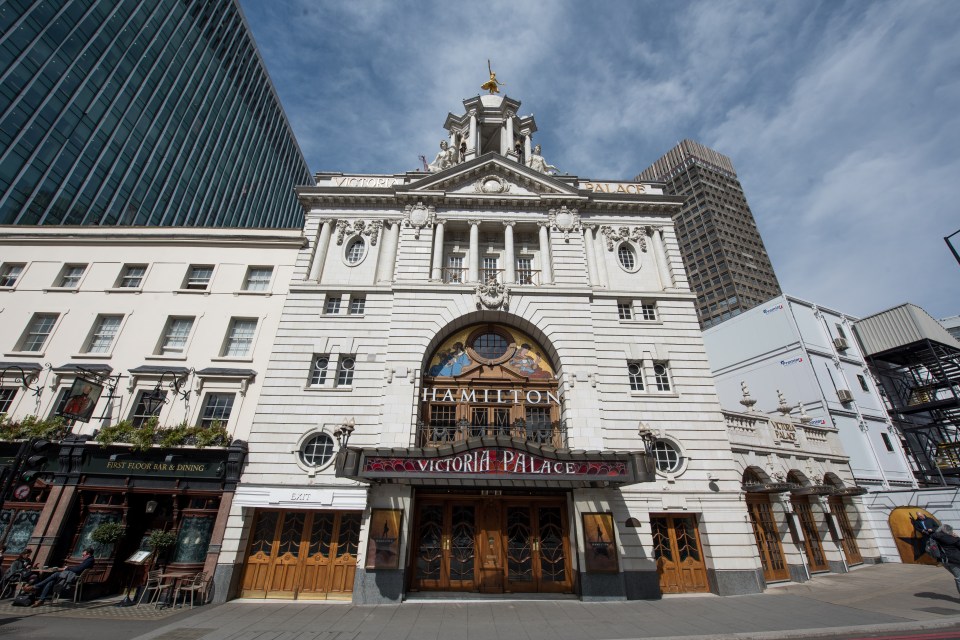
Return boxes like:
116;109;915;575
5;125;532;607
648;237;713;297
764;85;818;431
141;371;190;418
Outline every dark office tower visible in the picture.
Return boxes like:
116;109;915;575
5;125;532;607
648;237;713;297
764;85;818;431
636;139;781;329
0;0;311;227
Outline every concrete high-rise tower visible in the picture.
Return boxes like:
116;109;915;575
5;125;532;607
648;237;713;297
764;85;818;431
636;140;781;329
0;0;312;227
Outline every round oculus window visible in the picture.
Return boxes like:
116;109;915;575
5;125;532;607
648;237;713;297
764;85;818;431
300;432;335;467
472;332;509;360
345;238;365;265
651;440;682;473
617;243;637;271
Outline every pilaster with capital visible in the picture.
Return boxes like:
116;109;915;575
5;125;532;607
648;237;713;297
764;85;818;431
308;218;334;282
430;219;445;281
583;224;599;287
375;220;400;283
647;225;674;290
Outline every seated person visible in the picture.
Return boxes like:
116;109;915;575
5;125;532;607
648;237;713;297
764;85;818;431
24;547;94;606
0;549;33;596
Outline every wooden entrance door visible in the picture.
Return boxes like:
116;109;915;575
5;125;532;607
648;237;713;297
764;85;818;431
828;497;863;566
651;515;709;593
240;509;360;599
411;501;478;591
746;494;789;582
411;495;572;594
503;503;572;593
792;496;829;573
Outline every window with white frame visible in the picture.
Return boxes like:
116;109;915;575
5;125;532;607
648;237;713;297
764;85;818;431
349;296;365;315
627;361;645;391
324;296;341;314
445;255;464;283
184;265;213;290
300;432;335;468
653;362;671;391
118;264;146;288
345;238;365;265
243;266;273;291
0;387;17;414
19;313;58;352
640;302;658;321
481;257;499;284
222;318;257;357
0;263;24;288
651;440;683;473
57;264;86;288
617;302;633;320
309;354;330;386
617;244;636;271
336;355;355;387
159;317;194;355
85;315;122;354
130;389;166;427
199;393;234;428
516;257;534;285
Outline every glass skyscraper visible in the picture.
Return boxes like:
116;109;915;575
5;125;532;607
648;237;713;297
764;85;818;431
0;0;311;227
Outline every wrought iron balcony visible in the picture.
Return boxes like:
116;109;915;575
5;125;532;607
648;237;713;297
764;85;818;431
442;267;468;284
515;268;540;286
417;418;567;449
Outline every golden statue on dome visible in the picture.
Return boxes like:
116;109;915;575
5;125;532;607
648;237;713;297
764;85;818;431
480;60;504;94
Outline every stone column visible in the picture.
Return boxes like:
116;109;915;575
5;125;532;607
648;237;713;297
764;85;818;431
524;134;533;166
308;219;333;282
376;220;400;283
503;221;516;284
651;226;674;289
468;110;477;160
430;220;445;281
468;220;480;282
538;221;553;284
505;111;515;160
583;224;598;287
594;227;609;287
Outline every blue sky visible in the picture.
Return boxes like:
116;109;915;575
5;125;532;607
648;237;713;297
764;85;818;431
239;0;960;321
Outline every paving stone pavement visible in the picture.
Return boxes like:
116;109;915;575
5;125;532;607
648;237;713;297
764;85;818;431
13;563;960;640
0;593;196;620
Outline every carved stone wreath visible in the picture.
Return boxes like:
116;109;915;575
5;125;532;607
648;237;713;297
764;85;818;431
599;225;648;252
475;281;510;311
336;219;382;246
402;202;436;239
548;206;581;241
474;174;511;194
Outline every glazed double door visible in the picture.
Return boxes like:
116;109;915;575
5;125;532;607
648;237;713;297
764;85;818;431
746;495;789;582
651;515;709;593
411;497;572;593
241;509;361;600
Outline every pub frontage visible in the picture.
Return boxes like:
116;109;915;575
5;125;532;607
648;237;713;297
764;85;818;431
217;88;767;603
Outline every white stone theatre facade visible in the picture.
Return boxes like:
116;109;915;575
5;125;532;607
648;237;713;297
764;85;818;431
217;93;765;602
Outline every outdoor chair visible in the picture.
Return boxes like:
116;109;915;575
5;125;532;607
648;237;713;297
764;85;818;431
51;568;90;604
151;572;180;608
0;573;25;599
172;572;207;609
136;569;163;607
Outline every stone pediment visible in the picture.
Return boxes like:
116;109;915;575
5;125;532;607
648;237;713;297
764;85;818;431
405;153;579;199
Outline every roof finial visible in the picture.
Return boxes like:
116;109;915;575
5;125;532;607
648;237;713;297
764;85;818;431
481;60;504;95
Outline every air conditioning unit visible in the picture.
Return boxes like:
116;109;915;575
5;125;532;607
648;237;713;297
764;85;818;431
833;337;849;351
837;389;854;403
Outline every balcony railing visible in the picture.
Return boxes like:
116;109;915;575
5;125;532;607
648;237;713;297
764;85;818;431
515;269;540;286
417;419;567;449
442;267;468;284
480;268;503;284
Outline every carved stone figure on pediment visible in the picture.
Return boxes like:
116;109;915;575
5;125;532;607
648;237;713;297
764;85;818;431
599;225;647;252
527;144;558;175
548;206;581;241
402;202;436;239
428;140;458;172
475;281;510;311
474;174;511;194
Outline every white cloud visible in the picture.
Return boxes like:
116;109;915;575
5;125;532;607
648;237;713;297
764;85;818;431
240;0;960;319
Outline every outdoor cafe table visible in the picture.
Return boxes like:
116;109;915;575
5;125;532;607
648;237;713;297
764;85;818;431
156;572;194;609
